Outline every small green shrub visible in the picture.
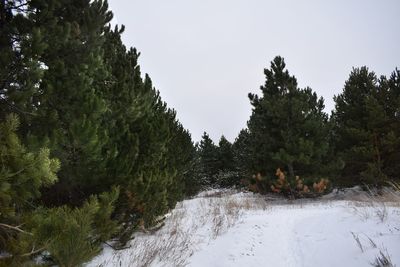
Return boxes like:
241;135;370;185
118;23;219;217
29;188;119;267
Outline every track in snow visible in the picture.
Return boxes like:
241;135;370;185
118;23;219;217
87;189;400;267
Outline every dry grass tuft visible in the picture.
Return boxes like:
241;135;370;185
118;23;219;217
351;232;364;253
349;185;400;222
370;248;394;267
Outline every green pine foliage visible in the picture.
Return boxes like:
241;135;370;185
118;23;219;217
0;114;59;218
217;136;235;172
333;67;400;186
0;114;59;264
30;204;101;267
193;134;240;188
164;112;196;206
28;188;119;267
195;132;220;187
25;0;113;206
232;129;253;179
0;0;195;263
245;56;331;179
215;136;239;187
0;0;47;120
100;26;195;241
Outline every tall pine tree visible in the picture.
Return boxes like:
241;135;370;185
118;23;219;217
333;67;400;185
247;56;330;179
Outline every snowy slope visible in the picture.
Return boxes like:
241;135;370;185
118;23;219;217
87;189;400;267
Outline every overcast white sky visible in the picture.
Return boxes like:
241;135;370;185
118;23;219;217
108;0;400;143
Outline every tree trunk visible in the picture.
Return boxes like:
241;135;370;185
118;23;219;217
287;162;294;178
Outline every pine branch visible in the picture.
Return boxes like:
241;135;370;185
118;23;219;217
0;223;33;235
0;95;37;116
19;246;45;257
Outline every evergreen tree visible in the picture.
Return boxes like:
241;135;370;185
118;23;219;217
164;112;196;205
333;67;400;185
232;128;253;181
0;114;59;263
0;0;47;119
217;135;234;171
215;135;238;187
0;0;115;206
100;25;196;243
0;0;196;259
196;132;219;187
382;69;400;180
247;56;330;179
29;0;113;206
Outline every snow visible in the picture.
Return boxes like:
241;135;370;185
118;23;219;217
87;189;400;267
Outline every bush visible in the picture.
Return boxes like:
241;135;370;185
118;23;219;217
28;188;119;267
247;168;329;198
271;168;329;197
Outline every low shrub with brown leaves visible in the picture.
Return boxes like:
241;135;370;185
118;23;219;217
271;168;329;197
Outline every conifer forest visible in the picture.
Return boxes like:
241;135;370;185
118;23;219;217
0;0;399;266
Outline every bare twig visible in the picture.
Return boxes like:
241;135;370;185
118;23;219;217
20;246;45;257
0;223;33;235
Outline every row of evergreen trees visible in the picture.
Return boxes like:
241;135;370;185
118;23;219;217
0;0;195;265
1;0;399;265
193;133;237;188
195;56;400;190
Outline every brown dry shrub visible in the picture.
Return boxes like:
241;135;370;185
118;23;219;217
269;168;329;197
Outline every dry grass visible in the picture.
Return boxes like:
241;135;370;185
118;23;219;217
210;197;245;237
349;183;399;267
351;201;388;222
351;232;364;253
91;189;273;267
126;206;195;267
92;186;400;267
348;186;400;222
201;190;277;240
370;248;395;267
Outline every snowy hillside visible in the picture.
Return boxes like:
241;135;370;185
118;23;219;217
87;189;400;267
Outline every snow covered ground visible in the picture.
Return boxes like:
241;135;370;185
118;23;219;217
87;189;400;267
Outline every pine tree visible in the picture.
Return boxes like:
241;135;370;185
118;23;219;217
30;0;113;205
0;0;47;120
100;25;195;243
196;132;219;187
382;69;400;180
100;25;146;189
0;0;196;257
333;67;400;185
0;114;59;263
164;111;196;206
0;115;119;266
0;0;115;206
215;135;238;187
232;128;253;178
247;56;330;179
217;135;234;171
